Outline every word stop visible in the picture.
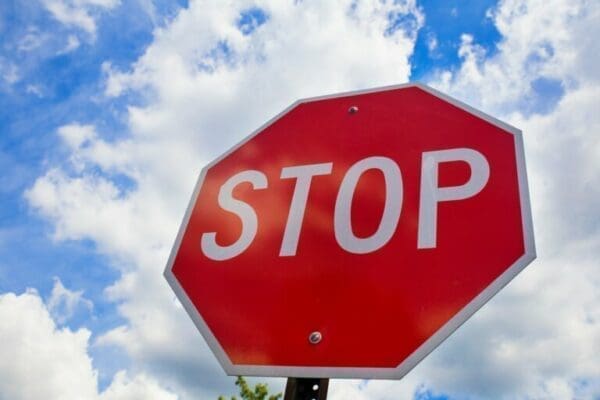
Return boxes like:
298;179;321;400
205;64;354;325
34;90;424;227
201;148;489;261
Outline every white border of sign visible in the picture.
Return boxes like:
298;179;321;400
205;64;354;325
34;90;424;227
164;82;536;379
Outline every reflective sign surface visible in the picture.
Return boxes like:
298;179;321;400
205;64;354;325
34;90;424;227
165;83;535;378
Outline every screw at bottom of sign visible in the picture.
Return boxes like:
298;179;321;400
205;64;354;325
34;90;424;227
308;331;322;344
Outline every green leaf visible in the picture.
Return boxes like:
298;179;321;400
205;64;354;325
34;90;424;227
218;377;281;400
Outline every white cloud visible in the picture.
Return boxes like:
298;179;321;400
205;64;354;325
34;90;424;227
25;0;600;399
42;0;120;36
27;169;125;243
0;289;176;400
517;84;600;251
26;84;45;97
61;34;82;53
99;371;178;400
58;123;98;150
432;0;597;116
0;59;20;85
426;32;438;53
0;290;98;399
18;27;47;52
47;276;94;324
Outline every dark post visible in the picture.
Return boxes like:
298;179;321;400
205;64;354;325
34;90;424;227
284;378;329;400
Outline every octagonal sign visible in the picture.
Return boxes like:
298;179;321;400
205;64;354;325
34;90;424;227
164;83;535;379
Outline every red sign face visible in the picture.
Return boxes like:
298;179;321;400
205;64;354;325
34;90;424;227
165;83;535;379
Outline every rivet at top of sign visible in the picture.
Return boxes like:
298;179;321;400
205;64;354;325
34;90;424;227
308;331;322;344
348;106;359;114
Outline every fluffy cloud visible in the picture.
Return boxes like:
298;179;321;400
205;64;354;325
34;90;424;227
432;0;598;116
0;289;176;400
47;276;94;324
42;0;120;36
99;371;178;400
25;0;600;399
0;58;20;85
0;290;98;399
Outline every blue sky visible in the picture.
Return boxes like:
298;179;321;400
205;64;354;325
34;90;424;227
0;1;598;399
409;0;501;80
0;0;152;330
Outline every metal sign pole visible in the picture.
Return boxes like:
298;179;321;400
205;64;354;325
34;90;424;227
284;378;329;400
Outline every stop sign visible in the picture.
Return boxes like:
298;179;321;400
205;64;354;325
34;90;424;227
165;83;535;379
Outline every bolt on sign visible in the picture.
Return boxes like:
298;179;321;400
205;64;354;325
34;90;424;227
165;83;536;379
